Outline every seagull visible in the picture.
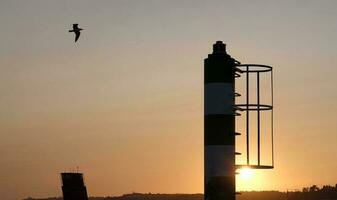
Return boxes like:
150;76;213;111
69;24;83;42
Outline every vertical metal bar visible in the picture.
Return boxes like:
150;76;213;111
257;72;261;166
271;70;274;167
246;66;250;165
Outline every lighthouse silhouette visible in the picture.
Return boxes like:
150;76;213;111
204;41;274;200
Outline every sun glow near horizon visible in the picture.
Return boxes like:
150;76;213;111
236;167;277;191
236;167;262;191
239;167;253;180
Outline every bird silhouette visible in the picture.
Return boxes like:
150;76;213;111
69;24;83;42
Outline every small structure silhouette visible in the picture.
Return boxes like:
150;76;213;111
61;172;88;200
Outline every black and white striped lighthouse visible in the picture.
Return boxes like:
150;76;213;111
204;41;275;200
204;41;237;200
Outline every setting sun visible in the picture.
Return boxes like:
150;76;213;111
239;167;253;180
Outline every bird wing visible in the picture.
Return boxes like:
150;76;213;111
75;31;81;42
73;24;78;29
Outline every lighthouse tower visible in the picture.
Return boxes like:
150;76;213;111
204;41;237;200
204;41;274;200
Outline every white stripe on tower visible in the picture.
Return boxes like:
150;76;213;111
205;83;234;115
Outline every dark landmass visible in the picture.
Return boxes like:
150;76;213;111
23;184;337;200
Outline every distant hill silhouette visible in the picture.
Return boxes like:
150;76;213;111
23;184;337;200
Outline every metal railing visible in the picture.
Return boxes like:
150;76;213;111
234;64;274;169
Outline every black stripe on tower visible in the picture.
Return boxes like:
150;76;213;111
205;177;235;200
204;57;235;84
204;115;235;145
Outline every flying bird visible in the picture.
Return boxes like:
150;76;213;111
69;24;83;42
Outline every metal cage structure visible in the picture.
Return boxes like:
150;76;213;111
234;64;274;170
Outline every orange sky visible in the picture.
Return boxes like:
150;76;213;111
1;1;337;200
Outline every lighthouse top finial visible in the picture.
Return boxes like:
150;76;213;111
213;41;226;54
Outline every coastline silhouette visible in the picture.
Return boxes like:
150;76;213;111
22;184;337;200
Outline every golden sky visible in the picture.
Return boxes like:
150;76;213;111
1;1;337;200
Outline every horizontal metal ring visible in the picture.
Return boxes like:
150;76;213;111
235;64;272;73
235;104;273;111
236;164;274;169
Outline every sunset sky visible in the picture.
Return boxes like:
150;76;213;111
1;1;337;200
